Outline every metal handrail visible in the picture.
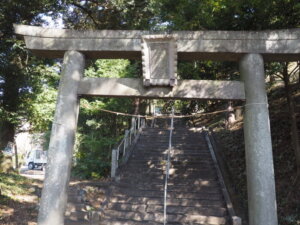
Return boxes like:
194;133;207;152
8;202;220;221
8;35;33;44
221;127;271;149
111;116;146;178
204;128;242;225
164;108;174;225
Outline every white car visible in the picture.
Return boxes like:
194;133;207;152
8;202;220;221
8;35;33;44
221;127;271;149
25;150;47;170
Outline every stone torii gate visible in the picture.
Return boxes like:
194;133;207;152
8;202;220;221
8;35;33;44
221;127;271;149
14;24;300;225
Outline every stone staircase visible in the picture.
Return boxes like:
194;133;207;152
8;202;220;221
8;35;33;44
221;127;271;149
99;127;231;225
65;182;109;225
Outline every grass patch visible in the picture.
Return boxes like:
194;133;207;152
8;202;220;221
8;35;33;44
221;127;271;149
0;173;41;224
0;173;35;201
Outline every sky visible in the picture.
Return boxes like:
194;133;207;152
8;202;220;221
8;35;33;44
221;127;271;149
40;13;64;28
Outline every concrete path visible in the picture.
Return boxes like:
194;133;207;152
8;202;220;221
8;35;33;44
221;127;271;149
19;165;45;180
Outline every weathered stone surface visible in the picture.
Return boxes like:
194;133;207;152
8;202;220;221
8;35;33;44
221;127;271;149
14;24;300;61
77;78;245;100
240;54;278;225
142;35;177;86
38;51;85;225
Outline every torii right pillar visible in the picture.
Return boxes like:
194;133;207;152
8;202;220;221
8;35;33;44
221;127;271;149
240;53;278;225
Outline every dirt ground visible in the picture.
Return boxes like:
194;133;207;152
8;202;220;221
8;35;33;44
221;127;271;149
0;167;108;225
0;167;44;225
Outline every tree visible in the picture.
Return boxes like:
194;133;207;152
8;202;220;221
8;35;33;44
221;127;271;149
156;0;300;30
267;62;300;177
0;1;62;149
62;0;158;30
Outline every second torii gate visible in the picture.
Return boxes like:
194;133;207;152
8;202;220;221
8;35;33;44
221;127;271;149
14;24;300;225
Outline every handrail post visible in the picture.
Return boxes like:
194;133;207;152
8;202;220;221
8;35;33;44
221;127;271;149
124;130;129;155
138;116;141;130
141;118;145;128
131;117;135;130
111;149;118;178
134;117;137;136
129;128;132;144
131;117;136;136
116;147;120;161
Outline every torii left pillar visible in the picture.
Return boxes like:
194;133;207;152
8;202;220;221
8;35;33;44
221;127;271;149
38;51;85;225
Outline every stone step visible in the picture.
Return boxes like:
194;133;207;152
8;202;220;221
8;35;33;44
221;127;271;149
133;149;208;154
124;162;215;170
140;132;204;136
134;149;204;153
138;135;204;139
126;162;214;169
117;177;219;186
108;203;227;216
123;168;216;176
109;196;225;207
139;139;204;142
134;146;208;151
66;211;89;221
119;173;218;182
136;140;206;144
66;210;101;221
129;158;213;163
142;129;203;133
130;155;212;162
99;218;162;225
110;190;222;200
122;166;215;175
118;176;218;185
134;147;207;151
66;203;88;213
102;209;227;224
137;142;206;146
132;150;211;156
138;137;206;141
141;129;202;132
113;182;220;192
64;219;90;225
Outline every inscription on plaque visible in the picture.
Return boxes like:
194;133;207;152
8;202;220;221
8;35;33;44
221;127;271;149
142;35;177;86
149;42;168;79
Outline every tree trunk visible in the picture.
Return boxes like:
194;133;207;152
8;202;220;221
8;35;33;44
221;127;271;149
269;73;275;86
13;137;19;171
0;121;15;149
282;63;300;176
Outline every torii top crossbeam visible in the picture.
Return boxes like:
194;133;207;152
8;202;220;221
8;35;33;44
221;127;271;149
14;24;300;61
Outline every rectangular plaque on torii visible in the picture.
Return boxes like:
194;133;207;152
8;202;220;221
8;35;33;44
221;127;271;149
141;35;177;87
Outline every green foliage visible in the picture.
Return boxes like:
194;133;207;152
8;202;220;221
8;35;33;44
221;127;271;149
62;0;158;30
178;61;239;81
0;172;33;197
157;0;300;30
23;62;60;131
72;133;115;179
85;59;140;78
0;0;62;147
71;59;139;178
